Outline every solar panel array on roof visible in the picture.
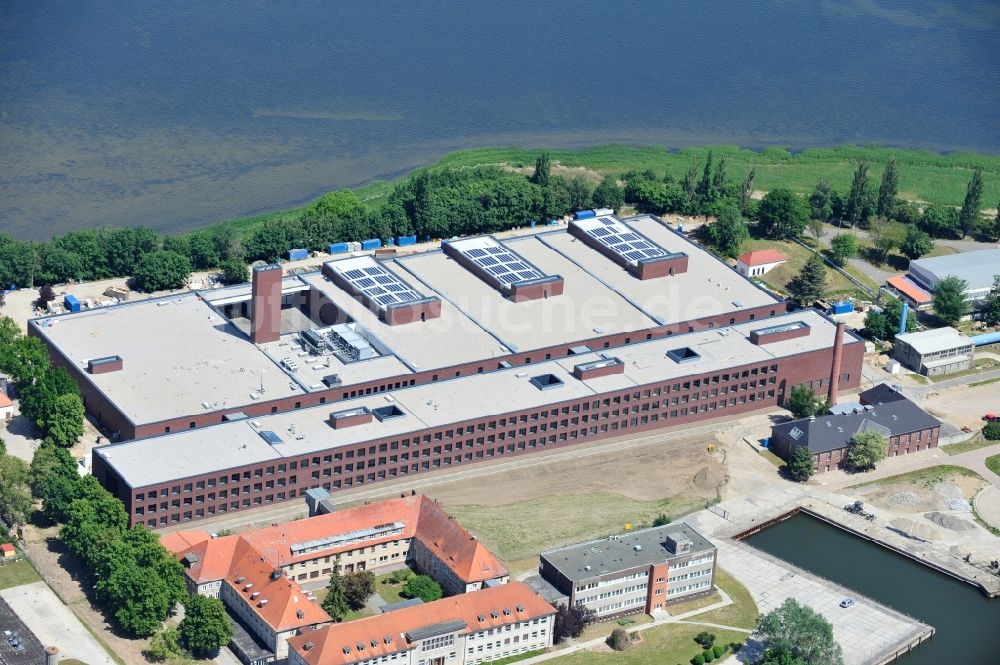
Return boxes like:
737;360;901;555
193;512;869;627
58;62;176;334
456;242;546;287
332;260;424;311
583;217;671;264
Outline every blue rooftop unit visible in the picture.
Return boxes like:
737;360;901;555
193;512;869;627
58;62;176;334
287;248;309;261
361;238;382;251
328;242;350;254
574;210;596;220
64;294;80;312
397;235;417;247
830;301;854;315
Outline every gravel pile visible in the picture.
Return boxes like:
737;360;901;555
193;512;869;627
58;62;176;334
891;491;923;506
925;511;977;531
946;498;972;512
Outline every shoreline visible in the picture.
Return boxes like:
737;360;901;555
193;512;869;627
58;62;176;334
6;142;1000;243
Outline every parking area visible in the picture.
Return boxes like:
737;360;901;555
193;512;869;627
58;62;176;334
0;581;114;665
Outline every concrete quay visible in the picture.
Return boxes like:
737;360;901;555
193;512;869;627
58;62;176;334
684;489;937;665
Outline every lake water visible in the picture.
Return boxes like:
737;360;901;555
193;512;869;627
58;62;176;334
747;513;1000;664
1;1;998;239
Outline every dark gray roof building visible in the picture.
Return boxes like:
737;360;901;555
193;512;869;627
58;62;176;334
772;386;941;455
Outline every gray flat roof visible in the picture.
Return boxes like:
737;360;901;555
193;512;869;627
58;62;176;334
894;327;973;355
909;248;1000;293
540;522;715;582
539;216;780;324
31;294;303;425
95;309;854;488
36;218;786;429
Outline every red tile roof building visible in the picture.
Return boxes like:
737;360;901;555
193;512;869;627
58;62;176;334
736;249;787;278
287;583;556;665
162;496;509;663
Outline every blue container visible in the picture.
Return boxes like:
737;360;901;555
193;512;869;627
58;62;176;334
361;238;382;251
286;248;308;261
574;210;596;220
64;294;80;312
327;242;350;254
530;220;537;228
831;301;854;315
547;219;559;226
397;235;417;247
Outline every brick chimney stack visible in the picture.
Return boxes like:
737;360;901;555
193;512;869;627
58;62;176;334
828;322;846;405
250;264;283;344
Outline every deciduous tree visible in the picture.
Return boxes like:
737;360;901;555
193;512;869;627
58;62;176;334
785;385;830;419
343;570;377;609
867;221;906;264
845;160;869;227
739;164;755;217
932;275;968;325
402;574;443;602
809;179;834;221
756;598;843;665
180;595;234;656
876;157;899;219
982;275;1000;327
899;226;933;261
530;153;551;188
552;603;596;643
131;251;192;292
786;446;815;482
707;205;749;258
847;431;887;471
43;393;85;448
218;258;248;285
591;175;624;211
756;189;809;239
918;205;961;239
829;234;858;266
958;168;984;238
0;454;32;525
787;253;826;305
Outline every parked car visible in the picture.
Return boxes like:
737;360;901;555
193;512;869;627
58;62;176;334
839;598;855;608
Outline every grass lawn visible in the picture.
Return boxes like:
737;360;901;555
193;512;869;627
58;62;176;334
311;587;378;621
566;615;655;647
743;239;862;298
849;464;986;490
927;357;1000;382
0;558;40;590
987;454;1000;476
553;623;745;665
374;572;411;606
941;436;1000;456
970;376;1000;388
446;493;707;562
693;567;759;630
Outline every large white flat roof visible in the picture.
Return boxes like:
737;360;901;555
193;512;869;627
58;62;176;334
540;216;780;324
401;236;657;352
33;294;303;425
96;309;853;488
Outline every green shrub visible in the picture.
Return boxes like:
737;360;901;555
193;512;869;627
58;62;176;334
690;655;704;665
712;644;725;658
983;422;1000;441
703;649;715;663
695;631;716;648
388;568;414;584
606;628;631;651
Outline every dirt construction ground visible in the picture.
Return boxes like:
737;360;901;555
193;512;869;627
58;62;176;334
920;381;1000;432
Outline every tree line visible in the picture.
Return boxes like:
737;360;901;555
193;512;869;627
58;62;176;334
1;151;995;296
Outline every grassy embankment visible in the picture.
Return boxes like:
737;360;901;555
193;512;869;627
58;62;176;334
445;492;708;567
197;144;1000;241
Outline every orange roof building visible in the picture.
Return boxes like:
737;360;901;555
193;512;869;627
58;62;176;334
287;583;556;665
0;393;12;421
162;495;510;663
886;274;933;309
736;249;787;278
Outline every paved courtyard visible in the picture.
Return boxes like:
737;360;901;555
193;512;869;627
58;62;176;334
0;581;114;665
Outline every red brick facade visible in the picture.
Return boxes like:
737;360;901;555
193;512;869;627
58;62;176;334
250;265;283;344
93;339;863;529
